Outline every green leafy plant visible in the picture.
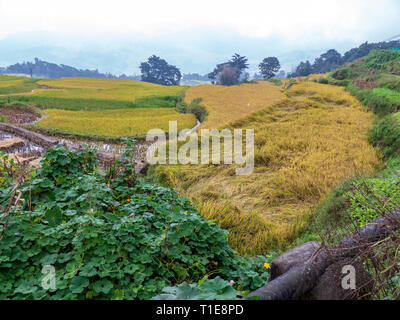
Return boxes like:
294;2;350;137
346;176;400;226
0;142;270;299
152;277;240;300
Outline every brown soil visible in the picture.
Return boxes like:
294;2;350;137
0;108;40;124
353;77;378;89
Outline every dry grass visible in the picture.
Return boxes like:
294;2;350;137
184;81;283;129
157;82;381;255
36;108;197;137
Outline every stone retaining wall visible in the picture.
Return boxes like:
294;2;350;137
0;122;59;148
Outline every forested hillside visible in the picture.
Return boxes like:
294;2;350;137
290;40;400;77
0;58;140;80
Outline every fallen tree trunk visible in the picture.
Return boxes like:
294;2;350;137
248;212;400;300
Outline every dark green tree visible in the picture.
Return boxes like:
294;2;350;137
230;53;249;75
140;55;182;86
295;60;313;77
258;57;281;79
312;49;342;73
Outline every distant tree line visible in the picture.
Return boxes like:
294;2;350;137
289;40;400;77
182;73;209;81
0;58;141;80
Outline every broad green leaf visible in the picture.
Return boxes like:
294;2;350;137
70;276;89;294
45;206;63;227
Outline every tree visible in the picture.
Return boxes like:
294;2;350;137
312;49;342;73
290;40;400;78
208;54;249;86
140;55;182;86
258;57;281;79
230;53;249;75
219;65;240;86
295;60;313;77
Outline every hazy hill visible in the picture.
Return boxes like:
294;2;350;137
0;58;140;80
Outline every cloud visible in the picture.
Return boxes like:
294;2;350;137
0;0;399;74
0;0;399;41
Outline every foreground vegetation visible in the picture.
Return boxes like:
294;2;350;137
0;142;270;299
157;82;380;254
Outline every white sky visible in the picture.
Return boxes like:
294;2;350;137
0;0;399;74
0;0;399;41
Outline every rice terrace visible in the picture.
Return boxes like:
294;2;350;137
1;0;400;307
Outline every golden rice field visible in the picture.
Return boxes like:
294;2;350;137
184;81;283;129
296;73;330;82
0;77;22;88
35;77;184;102
0;75;37;95
157;82;381;255
36;108;197;137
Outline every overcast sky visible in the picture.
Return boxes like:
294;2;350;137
0;0;399;74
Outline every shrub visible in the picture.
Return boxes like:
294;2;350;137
332;69;350;80
189;98;208;122
268;78;282;86
364;50;400;70
347;85;399;116
369;114;400;158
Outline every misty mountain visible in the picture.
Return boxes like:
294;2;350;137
0;58;140;80
0;30;363;76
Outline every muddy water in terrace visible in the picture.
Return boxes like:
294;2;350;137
0;130;153;162
58;138;153;160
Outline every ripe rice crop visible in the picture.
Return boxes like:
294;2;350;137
36;77;184;103
184;81;283;129
35;108;197;137
0;75;38;95
157;82;381;255
2;76;185;111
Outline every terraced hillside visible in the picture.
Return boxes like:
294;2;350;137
157;82;380;254
0;75;196;139
331;49;400;115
